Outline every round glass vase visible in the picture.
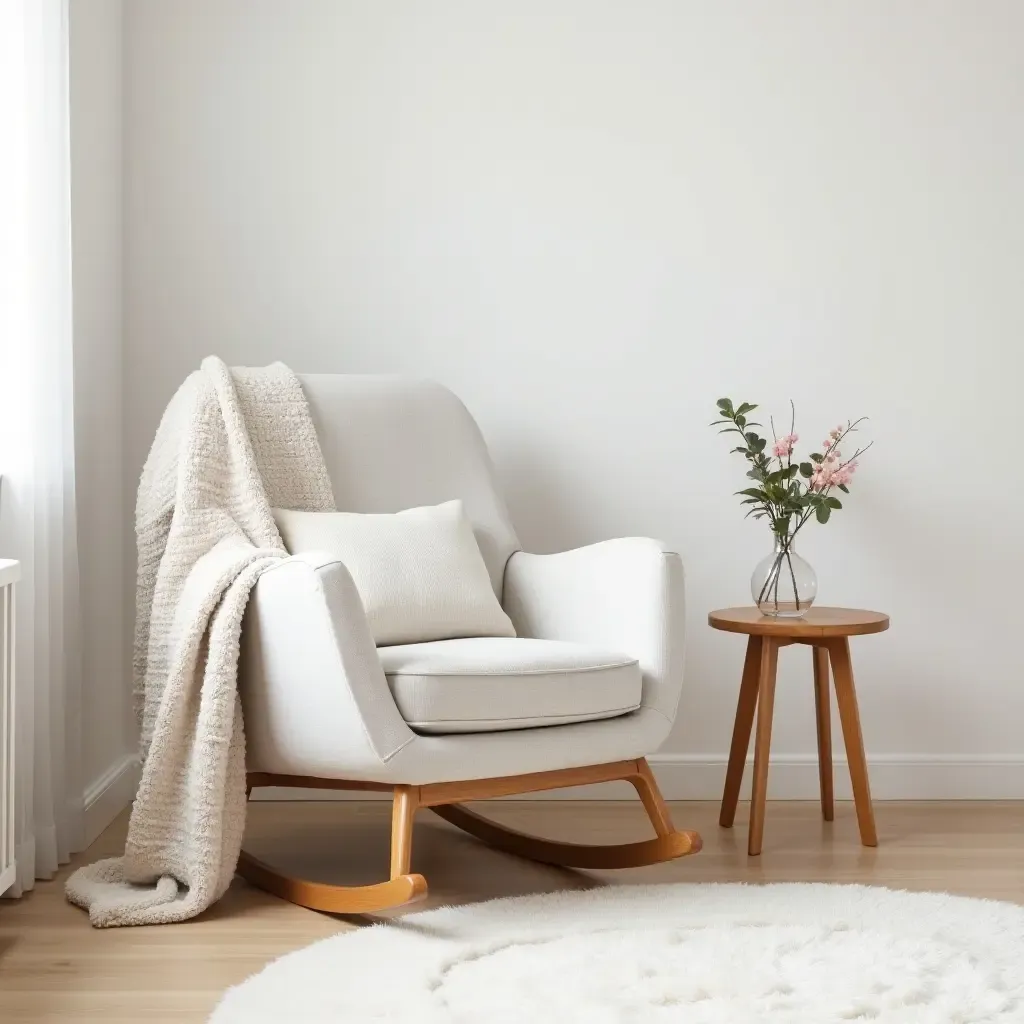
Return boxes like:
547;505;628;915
751;534;817;618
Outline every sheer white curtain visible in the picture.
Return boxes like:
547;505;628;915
0;0;84;895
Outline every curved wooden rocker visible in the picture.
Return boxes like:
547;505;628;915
238;759;701;915
236;851;427;914
431;804;701;869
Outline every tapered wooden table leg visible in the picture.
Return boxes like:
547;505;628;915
720;636;763;828
748;638;779;856
812;645;834;821
827;638;878;847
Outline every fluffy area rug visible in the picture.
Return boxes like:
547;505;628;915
209;882;1024;1023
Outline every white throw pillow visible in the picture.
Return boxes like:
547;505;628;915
272;500;516;646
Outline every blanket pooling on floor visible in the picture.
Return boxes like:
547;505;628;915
66;358;335;926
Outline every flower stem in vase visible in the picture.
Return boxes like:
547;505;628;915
784;544;801;611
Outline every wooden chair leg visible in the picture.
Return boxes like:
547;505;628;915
748;637;779;856
812;645;834;821
390;785;419;877
720;636;763;828
630;758;674;837
827;638;878;847
236;782;428;914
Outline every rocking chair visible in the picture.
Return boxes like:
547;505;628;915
237;374;701;912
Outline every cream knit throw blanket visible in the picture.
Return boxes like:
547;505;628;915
66;358;335;927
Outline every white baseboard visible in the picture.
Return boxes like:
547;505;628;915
649;754;1024;801
83;753;140;846
250;754;1024;803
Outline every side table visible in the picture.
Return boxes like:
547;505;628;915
709;606;889;856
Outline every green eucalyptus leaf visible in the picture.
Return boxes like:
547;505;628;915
810;452;824;464
816;505;831;525
735;402;757;415
826;497;842;509
717;398;733;412
799;462;813;478
838;483;850;493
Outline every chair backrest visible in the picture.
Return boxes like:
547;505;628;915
298;374;520;595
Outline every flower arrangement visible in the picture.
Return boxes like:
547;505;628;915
712;397;872;616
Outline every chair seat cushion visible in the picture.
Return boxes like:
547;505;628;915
377;637;642;735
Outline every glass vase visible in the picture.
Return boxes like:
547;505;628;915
751;534;817;617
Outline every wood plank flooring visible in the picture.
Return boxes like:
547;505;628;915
2;799;1023;1022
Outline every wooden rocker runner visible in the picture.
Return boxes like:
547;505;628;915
234;374;701;914
239;760;701;913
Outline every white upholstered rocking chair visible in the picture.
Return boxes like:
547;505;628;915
238;375;701;913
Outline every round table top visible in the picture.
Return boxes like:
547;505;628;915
708;606;889;638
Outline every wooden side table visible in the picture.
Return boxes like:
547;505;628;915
709;606;889;856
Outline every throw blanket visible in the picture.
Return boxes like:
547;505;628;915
66;358;335;927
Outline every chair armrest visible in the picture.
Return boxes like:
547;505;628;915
502;538;685;732
239;553;414;779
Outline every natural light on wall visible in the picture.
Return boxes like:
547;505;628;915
0;0;84;896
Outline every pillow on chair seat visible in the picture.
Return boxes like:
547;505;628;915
378;637;642;734
272;500;516;646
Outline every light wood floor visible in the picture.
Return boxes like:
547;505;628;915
2;799;1023;1022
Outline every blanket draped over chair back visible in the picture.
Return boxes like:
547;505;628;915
66;358;335;926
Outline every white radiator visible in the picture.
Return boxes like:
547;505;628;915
0;559;19;896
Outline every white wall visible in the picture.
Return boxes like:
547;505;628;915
70;0;138;840
122;1;1024;797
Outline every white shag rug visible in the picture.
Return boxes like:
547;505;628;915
210;883;1024;1023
